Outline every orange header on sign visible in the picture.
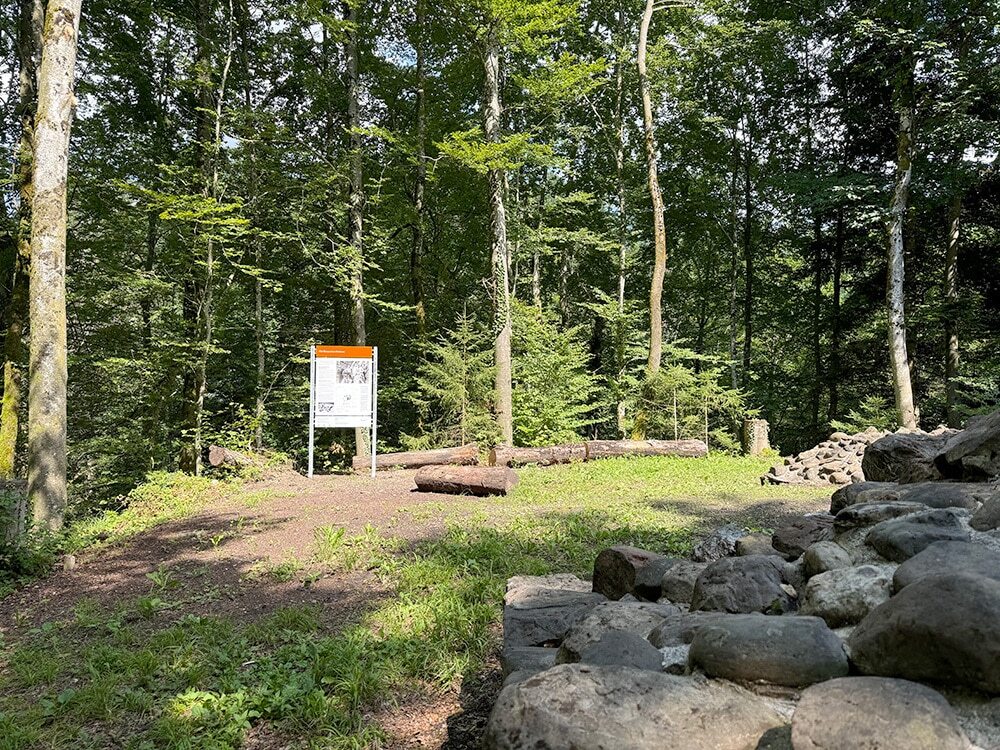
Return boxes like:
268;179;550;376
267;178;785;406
315;345;373;359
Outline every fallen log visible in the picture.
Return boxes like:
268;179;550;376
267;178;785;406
352;443;479;472
413;465;519;496
489;444;587;467
584;439;708;460
208;445;254;469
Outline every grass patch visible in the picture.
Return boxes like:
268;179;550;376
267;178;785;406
0;455;827;748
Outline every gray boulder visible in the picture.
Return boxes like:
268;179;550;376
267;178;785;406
897;482;991;510
484;664;784;750
504;583;607;647
692;524;748;562
659;560;707;604
865;508;971;562
556;600;679;663
691;555;796;614
577;630;663;671
971;492;1000;531
772;515;835;559
830;481;899;514
834;501;926;531
848;572;1000;693
502;646;557;679
893;540;1000;591
688;614;848;687
632;556;678;600
799;564;894;628
936;409;1000;480
507;573;591;594
755;726;792;750
802;541;852;578
737;533;782;557
791;677;971;750
647;611;731;648
862;431;949;483
592;545;665;600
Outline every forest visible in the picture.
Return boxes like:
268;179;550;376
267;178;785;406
1;0;999;527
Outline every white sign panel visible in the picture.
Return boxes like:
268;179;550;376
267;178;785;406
308;345;378;478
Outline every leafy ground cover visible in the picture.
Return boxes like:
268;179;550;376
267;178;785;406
0;456;827;749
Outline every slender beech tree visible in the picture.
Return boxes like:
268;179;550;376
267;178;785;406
886;63;918;429
637;0;667;374
28;0;81;531
411;0;428;339
943;194;961;426
0;0;43;483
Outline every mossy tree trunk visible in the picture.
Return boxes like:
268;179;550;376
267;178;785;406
0;0;44;487
28;0;82;532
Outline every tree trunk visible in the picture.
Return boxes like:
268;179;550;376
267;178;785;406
27;0;81;532
944;193;961;427
489;443;587;467
584;439;708;460
414;464;519;496
828;207;844;420
352;442;479;471
484;39;513;447
344;0;369;457
810;214;823;434
0;0;43;484
886;98;918;429
741;121;753;376
638;0;667;375
410;0;427;338
727;128;740;390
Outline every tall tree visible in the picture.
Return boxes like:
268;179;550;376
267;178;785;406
637;0;667;375
28;0;81;530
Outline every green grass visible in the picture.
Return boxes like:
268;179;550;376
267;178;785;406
0;455;827;749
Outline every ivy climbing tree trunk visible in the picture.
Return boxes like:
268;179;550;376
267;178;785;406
886;85;918;429
28;0;81;531
0;0;43;483
944;194;961;427
638;0;667;375
484;37;513;447
344;0;369;457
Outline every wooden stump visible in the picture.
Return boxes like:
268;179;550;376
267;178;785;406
584;439;708;461
742;419;771;456
352;443;479;472
413;465;519;496
208;445;253;469
489;444;587;467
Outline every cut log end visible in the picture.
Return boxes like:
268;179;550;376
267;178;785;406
413;465;519;496
208;445;253;469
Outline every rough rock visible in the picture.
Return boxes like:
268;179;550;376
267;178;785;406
763;429;891;487
737;533;782;557
507;573;591;594
647;611;731;648
692;524;748;562
556;600;679;663
592;545;665;600
577;631;664;671
848;572;1000;693
504;583;607;647
501;646;557;679
862;431;950;483
799;564;894;628
971;492;1000;531
688;614;848;687
658;644;690;674
936;409;1000;480
866;508;971;562
755;726;793;750
830;481;899;514
791;677;971;750
484;664;785;750
892;540;1000;591
690;555;796;614
802;541;853;578
772;515;835;559
659;560;707;604
632;556;678;600
897;482;991;510
833;500;927;532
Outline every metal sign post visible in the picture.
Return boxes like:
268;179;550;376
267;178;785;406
308;345;378;478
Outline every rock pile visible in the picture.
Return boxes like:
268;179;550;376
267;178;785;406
763;426;956;487
488;409;1000;749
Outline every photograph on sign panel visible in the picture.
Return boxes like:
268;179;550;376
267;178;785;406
337;360;370;385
